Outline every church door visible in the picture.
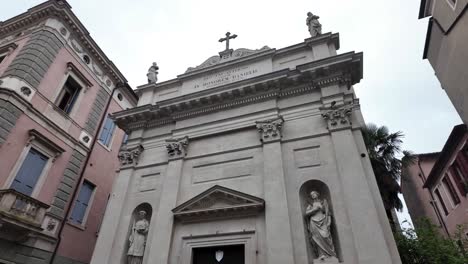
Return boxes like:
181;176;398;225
192;244;245;264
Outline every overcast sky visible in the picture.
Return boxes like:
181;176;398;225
4;0;462;224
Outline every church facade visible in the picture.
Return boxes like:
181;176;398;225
91;24;401;264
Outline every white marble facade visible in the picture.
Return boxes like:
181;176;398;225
90;32;401;264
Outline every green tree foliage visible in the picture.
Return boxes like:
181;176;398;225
395;219;468;264
362;124;415;226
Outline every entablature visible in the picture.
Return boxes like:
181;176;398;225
112;52;362;133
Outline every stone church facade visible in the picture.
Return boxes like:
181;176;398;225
91;29;401;263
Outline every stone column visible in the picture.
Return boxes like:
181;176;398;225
256;116;295;264
145;137;189;264
321;103;395;264
90;146;144;264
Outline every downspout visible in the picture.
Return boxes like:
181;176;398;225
417;159;450;238
49;83;121;264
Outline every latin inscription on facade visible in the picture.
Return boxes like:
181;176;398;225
193;66;259;89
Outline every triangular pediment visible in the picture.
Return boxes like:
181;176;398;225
172;185;265;222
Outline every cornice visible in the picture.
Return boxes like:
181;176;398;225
112;51;363;132
0;0;127;85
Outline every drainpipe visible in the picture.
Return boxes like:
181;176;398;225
417;159;451;238
49;83;121;264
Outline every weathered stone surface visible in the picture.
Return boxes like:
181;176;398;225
84;87;110;134
3;30;64;87
49;150;86;218
0;99;22;145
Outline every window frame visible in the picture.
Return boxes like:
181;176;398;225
5;142;54;198
434;187;449;216
0;52;7;65
98;115;116;149
69;180;97;228
450;163;468;196
53;72;85;118
442;175;460;206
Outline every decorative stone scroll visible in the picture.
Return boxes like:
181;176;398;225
118;145;144;166
185;46;271;73
166;136;189;159
320;102;357;131
256;116;284;143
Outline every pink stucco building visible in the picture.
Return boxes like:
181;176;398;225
402;125;468;240
0;1;137;263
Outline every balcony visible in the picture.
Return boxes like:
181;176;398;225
0;189;50;237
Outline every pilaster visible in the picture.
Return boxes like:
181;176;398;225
145;136;188;264
90;168;136;264
256;116;295;264
323;104;396;264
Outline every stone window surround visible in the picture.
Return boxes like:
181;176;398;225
97;115;118;152
440;176;461;208
3;129;64;199
67;179;97;230
434;181;459;217
52;66;88;119
179;230;256;264
0;43;18;65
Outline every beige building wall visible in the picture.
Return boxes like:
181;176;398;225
420;0;468;124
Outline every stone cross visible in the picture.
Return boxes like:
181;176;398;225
219;32;237;51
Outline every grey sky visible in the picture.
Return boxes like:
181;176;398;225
4;0;462;225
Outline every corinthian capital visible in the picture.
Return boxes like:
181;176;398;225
118;145;144;166
320;102;357;131
256;116;284;143
166;136;189;159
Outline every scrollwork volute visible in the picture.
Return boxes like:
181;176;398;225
256;116;284;143
118;145;144;166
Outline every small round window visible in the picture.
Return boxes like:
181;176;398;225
83;55;91;64
117;93;123;101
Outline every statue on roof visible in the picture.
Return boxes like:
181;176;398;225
147;62;159;84
306;12;322;38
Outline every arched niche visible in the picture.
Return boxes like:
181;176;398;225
299;180;341;263
122;203;153;264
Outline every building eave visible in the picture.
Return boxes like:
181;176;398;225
424;124;467;188
0;0;128;85
419;0;428;19
422;18;433;59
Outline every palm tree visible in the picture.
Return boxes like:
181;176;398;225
362;124;415;229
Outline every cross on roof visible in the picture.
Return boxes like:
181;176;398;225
219;32;237;51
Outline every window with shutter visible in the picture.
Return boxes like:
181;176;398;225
98;115;116;147
10;148;49;196
70;181;95;225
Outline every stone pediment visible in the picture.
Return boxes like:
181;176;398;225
185;46;271;73
172;185;265;222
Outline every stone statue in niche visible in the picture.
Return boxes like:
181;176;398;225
305;191;337;261
306;12;322;37
147;62;159;84
127;210;150;264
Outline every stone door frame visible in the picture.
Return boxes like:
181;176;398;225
179;230;256;264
